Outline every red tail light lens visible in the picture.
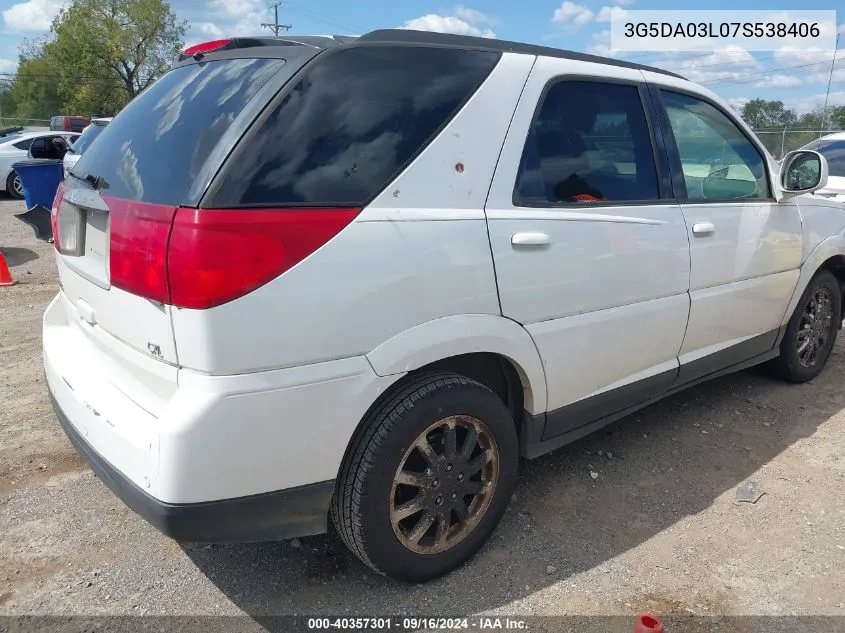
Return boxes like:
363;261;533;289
106;197;177;304
167;207;359;309
105;202;359;309
50;182;64;251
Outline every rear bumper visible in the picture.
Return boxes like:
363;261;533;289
43;291;396;540
51;390;334;542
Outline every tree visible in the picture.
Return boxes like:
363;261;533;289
46;0;187;114
740;99;797;129
10;53;61;119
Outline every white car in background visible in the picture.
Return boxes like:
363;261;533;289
0;130;79;199
63;118;113;177
797;132;845;202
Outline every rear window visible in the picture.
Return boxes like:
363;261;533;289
209;46;500;207
71;123;107;154
73;57;287;205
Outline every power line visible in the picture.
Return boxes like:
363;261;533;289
261;1;292;36
283;1;367;33
703;58;839;86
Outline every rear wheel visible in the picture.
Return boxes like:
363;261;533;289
770;269;841;383
6;171;23;200
331;372;518;582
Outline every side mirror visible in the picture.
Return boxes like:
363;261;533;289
780;150;828;197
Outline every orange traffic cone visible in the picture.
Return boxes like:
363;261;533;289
0;251;15;287
633;613;664;633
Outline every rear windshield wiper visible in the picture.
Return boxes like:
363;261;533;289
68;169;105;190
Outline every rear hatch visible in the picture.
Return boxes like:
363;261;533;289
56;45;321;364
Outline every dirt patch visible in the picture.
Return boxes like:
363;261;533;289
0;450;88;497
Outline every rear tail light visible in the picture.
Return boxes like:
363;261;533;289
107;204;358;309
50;183;64;251
107;198;177;303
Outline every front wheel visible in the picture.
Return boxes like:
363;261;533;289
770;269;841;383
331;372;518;582
6;171;24;200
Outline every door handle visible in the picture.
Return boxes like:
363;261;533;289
692;222;715;236
511;232;551;246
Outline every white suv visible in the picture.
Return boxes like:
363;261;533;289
45;30;841;582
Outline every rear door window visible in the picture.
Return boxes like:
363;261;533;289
208;46;500;207
817;140;845;177
72;57;288;205
514;80;660;204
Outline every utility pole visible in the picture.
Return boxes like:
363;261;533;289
820;33;840;137
261;1;292;36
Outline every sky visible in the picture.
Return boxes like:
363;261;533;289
0;0;842;114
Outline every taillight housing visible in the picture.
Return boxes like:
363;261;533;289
107;204;359;309
107;198;177;304
50;182;64;250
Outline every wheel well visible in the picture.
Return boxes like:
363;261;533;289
412;352;525;426
819;255;845;304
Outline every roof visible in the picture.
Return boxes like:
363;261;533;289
818;131;845;141
357;29;685;80
0;130;78;143
182;29;685;80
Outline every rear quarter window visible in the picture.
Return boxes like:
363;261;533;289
208;45;500;207
72;57;288;205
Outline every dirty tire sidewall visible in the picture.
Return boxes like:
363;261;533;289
775;269;841;383
332;373;518;583
6;171;23;200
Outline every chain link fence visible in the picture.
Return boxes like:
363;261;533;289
755;129;842;160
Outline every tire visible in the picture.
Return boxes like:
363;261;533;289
6;171;23;200
770;269;841;383
331;372;518;582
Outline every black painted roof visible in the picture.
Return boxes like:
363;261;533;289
358;29;685;80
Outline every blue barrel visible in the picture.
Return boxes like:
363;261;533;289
12;159;64;211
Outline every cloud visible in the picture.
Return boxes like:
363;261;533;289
651;45;760;83
596;6;629;23
552;2;594;28
754;75;803;89
2;0;67;33
725;97;750;112
401;6;496;38
0;58;17;73
584;30;622;58
184;21;226;48
775;46;837;65
453;5;497;26
206;0;272;38
805;64;845;86
786;90;845;114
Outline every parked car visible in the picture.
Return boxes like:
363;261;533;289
795;132;845;202
50;115;89;133
1;131;79;199
63;117;113;177
44;30;841;582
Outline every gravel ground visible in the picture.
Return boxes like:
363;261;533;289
1;197;844;626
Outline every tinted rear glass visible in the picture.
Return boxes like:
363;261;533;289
817;140;845;177
73;57;287;205
71;124;106;154
209;46;500;207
